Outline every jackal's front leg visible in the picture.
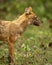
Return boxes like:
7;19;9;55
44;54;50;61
8;41;15;65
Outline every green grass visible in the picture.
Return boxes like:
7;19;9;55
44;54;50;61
0;21;52;65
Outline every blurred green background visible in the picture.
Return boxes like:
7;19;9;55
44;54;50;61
0;0;52;21
0;0;52;65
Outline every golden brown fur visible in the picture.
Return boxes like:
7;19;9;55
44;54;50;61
0;7;41;65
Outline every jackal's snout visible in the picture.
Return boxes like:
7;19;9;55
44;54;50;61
32;16;41;26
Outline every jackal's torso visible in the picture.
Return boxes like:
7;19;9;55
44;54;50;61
0;20;22;42
0;20;10;41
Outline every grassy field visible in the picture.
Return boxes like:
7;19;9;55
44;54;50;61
0;21;52;65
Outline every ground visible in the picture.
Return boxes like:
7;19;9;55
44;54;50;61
0;21;52;65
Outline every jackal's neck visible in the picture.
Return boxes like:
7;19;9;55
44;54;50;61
13;13;29;34
13;13;27;25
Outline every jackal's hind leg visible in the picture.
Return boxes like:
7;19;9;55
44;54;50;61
8;41;15;65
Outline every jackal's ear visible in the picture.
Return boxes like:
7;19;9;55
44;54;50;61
25;7;32;15
28;7;32;12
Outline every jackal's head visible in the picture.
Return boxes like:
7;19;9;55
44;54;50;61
25;7;41;26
